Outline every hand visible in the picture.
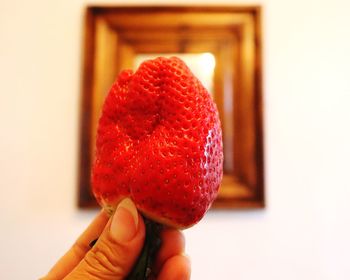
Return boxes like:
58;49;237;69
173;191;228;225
41;198;191;280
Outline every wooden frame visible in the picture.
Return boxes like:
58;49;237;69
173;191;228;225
78;6;265;209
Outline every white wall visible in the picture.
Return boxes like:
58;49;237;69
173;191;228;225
1;0;350;279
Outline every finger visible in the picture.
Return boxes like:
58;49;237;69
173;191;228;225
157;255;191;280
65;198;145;280
154;228;185;274
42;210;109;279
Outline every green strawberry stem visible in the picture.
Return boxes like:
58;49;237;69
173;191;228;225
127;216;162;280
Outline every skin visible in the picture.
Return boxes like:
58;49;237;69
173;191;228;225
41;200;191;280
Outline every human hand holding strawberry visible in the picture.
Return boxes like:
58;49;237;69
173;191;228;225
41;199;190;280
42;57;222;280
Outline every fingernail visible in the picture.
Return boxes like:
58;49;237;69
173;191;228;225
110;198;139;242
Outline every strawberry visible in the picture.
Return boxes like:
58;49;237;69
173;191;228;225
92;57;223;229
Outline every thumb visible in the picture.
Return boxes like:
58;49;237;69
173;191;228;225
66;198;145;280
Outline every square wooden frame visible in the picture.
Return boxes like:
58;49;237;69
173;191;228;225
78;6;265;209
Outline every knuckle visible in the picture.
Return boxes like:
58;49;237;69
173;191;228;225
84;238;126;278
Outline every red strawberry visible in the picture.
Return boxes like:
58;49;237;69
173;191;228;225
92;57;223;229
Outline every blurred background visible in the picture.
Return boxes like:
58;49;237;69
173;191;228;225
1;0;349;279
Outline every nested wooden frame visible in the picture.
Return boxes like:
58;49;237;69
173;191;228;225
78;6;265;209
